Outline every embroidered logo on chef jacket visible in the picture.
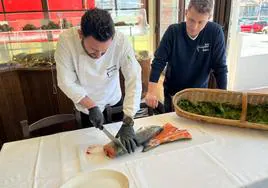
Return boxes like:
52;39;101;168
127;55;132;63
106;65;117;78
196;43;210;52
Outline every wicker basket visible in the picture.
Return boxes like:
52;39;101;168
173;88;268;130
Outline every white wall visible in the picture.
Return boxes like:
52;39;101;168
233;54;268;90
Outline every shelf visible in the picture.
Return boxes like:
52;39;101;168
0;9;150;64
0;30;63;43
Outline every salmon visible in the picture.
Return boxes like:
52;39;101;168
103;125;163;158
103;141;125;159
143;123;192;152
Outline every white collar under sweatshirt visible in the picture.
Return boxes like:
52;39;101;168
55;27;142;117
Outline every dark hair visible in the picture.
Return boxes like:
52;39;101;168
81;8;115;42
188;0;214;14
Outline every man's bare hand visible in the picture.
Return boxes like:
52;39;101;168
145;82;159;109
79;96;96;109
145;92;158;109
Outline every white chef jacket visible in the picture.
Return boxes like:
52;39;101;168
55;27;142;117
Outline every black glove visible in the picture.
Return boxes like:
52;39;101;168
88;106;104;130
116;116;139;153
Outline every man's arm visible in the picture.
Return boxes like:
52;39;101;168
146;25;174;108
211;26;228;89
55;35;95;109
118;37;142;153
119;37;142;118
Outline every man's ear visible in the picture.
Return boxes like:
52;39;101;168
208;14;212;21
78;29;83;39
185;9;188;17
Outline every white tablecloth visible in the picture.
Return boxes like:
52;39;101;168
1;113;268;188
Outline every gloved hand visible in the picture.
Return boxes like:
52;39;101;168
88;106;104;130
116;116;139;153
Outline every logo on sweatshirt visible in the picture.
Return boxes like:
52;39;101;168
197;43;210;52
106;65;117;78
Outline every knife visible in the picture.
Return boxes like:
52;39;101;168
102;127;128;153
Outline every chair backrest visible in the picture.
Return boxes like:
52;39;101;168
20;114;75;138
104;102;165;123
208;71;218;89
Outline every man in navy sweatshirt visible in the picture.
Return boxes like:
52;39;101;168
145;0;228;112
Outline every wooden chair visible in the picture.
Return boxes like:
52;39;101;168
20;114;76;138
105;105;124;123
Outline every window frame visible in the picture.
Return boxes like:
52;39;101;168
0;0;149;23
155;0;232;45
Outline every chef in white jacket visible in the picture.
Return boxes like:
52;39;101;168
55;8;142;153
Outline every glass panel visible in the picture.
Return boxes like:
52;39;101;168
49;12;84;27
117;0;143;9
227;0;268;91
0;2;151;66
185;0;190;8
3;0;42;12
5;13;44;31
0;2;3;12
110;9;149;36
5;13;44;21
0;29;57;65
159;0;179;39
95;0;115;9
95;0;143;9
47;0;83;10
86;0;95;9
239;1;268;33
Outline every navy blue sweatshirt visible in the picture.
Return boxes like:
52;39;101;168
150;22;228;96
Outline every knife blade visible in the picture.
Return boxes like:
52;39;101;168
102;127;128;153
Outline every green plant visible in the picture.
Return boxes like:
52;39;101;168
177;99;268;125
22;24;39;31
62;18;73;29
41;21;60;30
0;24;13;32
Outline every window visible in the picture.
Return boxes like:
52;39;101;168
116;0;143;9
158;0;180;40
49;12;84;26
260;2;268;17
227;0;268;91
3;0;42;12
47;0;83;11
95;0;113;9
95;0;143;9
5;13;44;21
87;1;95;9
5;13;44;30
0;2;3;12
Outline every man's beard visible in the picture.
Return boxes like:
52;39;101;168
81;39;98;59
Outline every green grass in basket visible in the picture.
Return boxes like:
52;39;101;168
177;99;268;125
177;99;241;120
247;103;268;124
